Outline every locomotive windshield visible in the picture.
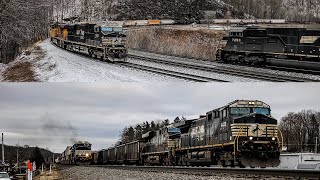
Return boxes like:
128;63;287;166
101;27;113;33
101;27;123;34
75;147;91;150
230;107;270;116
253;108;270;115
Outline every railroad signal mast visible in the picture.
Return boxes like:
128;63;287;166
2;133;4;165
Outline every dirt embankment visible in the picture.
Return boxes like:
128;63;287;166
2;44;46;82
127;28;225;60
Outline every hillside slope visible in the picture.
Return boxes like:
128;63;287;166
53;0;320;22
0;144;55;165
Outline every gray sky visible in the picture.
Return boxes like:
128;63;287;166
0;83;319;153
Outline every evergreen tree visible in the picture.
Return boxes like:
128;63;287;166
134;124;143;140
29;147;45;169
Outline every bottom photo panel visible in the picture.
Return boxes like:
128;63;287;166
0;83;320;180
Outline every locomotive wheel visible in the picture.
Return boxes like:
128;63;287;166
230;160;235;167
221;160;227;167
90;50;96;58
216;49;222;61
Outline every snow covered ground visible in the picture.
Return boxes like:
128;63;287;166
2;39;319;82
34;40;184;82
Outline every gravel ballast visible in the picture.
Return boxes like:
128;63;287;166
57;166;272;180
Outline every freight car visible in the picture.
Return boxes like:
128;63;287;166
61;141;93;165
92;140;146;165
218;26;320;71
212;19;286;24
95;100;282;168
123;19;176;27
50;21;127;62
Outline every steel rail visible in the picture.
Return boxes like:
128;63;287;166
128;54;320;82
119;62;229;82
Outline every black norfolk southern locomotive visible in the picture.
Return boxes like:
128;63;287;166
219;27;320;71
50;21;127;62
91;100;282;168
60;141;93;165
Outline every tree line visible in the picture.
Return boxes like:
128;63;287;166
0;0;53;63
223;0;320;22
116;110;320;153
116;117;185;146
53;0;320;22
279;110;320;153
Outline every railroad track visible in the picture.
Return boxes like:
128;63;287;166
88;165;320;179
266;65;320;75
217;61;320;76
128;54;320;82
119;62;229;82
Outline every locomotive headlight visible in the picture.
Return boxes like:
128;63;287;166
86;153;89;157
272;137;276;141
249;137;253;140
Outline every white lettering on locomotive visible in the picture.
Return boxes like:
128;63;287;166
232;38;242;43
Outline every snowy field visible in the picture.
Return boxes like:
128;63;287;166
34;40;184;82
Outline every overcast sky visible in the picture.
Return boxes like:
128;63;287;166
0;83;319;153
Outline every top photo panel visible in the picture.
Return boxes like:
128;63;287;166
1;0;320;82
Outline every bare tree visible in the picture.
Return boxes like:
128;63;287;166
280;110;320;153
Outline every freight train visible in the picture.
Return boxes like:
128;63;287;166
91;100;282;168
50;21;127;62
218;26;320;71
123;19;175;27
60;141;93;165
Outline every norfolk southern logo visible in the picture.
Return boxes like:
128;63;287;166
252;124;261;133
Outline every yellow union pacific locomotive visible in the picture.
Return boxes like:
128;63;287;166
50;21;127;62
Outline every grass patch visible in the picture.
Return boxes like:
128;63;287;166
3;61;37;82
127;28;225;60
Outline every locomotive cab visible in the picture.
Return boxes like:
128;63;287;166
70;141;92;165
97;25;128;59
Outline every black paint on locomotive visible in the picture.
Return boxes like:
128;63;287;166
220;26;320;71
91;100;281;168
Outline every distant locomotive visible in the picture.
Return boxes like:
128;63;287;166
61;141;92;165
219;27;320;71
92;100;282;168
50;21;127;62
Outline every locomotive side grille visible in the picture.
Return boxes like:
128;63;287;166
231;124;278;138
102;37;126;46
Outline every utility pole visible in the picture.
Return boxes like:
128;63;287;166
17;140;19;169
2;133;4;164
52;149;55;165
316;137;318;153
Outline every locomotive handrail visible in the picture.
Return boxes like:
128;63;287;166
269;34;287;47
234;126;244;157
